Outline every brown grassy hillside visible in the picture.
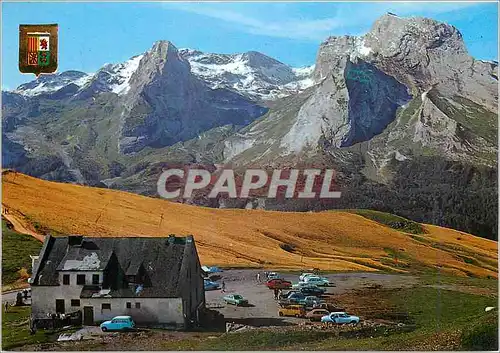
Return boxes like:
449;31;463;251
2;171;497;278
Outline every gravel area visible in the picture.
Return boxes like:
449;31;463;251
204;270;417;326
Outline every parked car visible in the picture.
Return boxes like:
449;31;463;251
303;276;330;286
202;266;223;273
266;279;292;289
279;289;298;299
300;286;326;296
321;312;360;324
279;292;306;306
204;280;220;291
278;304;306;318
288;292;306;300
223;294;249;306
267;272;280;280
306;308;330;322
299;273;315;281
292;282;317;289
314;302;344;311
100;316;135;332
300;296;325;308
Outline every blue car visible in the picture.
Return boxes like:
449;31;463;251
321;312;360;325
100;316;135;332
204;280;220;291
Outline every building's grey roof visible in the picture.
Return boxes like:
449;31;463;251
126;257;144;276
32;235;196;298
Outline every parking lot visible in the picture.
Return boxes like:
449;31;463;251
204;269;417;326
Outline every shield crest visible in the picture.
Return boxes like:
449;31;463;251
19;24;58;77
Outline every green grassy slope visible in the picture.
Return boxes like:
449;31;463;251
1;219;42;287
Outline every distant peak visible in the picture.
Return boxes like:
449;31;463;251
240;51;286;68
178;48;202;57
151;40;178;52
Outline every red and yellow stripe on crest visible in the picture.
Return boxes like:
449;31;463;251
27;36;39;66
28;36;38;52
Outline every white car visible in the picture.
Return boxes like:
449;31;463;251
267;272;280;280
303;276;330;286
321;312;360;324
292;282;318;289
299;273;314;282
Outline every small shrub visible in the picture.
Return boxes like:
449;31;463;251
461;314;498;350
17;267;30;280
279;243;296;253
349;209;427;234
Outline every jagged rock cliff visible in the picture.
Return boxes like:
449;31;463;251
117;41;268;153
224;14;497;169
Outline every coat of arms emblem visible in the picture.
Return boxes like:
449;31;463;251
19;24;58;76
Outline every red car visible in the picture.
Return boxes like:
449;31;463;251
266;279;292;289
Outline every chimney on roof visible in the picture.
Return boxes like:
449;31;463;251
29;255;39;271
68;235;83;247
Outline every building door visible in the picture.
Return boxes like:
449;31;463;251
83;306;94;325
55;299;65;313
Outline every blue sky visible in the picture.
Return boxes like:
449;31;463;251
2;1;498;90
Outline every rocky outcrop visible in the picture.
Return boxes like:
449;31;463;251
118;41;267;153
226;14;497;166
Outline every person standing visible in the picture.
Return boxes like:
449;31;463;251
273;288;279;300
221;280;226;293
16;292;23;306
4;301;8;313
256;273;260;283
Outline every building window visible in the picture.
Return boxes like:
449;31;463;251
71;299;80;307
126;302;131;309
135;302;141;309
102;303;111;310
56;299;65;313
77;274;86;285
63;274;70;285
92;274;99;285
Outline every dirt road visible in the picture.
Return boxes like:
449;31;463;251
1;205;44;242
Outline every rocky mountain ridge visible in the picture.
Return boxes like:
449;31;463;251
10;47;315;102
2;14;498;240
225;14;497;168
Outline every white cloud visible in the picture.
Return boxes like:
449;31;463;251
164;2;482;42
164;3;341;41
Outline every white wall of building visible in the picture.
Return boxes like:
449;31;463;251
31;286;185;325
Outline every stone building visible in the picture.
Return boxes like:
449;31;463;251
30;234;204;328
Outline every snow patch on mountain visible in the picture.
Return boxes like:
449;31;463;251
180;48;315;100
14;71;92;97
73;75;94;87
106;54;144;95
350;37;372;60
285;66;315;90
12;54;144;97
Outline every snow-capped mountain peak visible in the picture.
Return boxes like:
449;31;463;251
13;70;93;96
11;44;314;101
179;48;315;100
91;54;144;95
